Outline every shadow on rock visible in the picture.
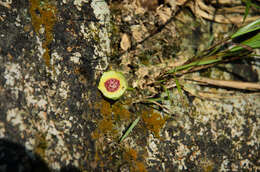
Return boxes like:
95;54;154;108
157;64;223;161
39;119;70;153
0;138;81;172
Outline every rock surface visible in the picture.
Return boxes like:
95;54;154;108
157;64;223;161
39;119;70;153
0;0;260;172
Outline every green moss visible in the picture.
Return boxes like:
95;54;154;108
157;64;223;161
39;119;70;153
29;0;57;67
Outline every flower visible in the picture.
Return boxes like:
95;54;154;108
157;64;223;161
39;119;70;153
98;71;127;100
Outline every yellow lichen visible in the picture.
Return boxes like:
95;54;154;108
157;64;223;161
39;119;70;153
29;0;57;67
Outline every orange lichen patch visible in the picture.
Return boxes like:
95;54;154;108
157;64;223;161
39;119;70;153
92;99;116;139
123;148;138;161
123;148;147;172
92;118;117;139
33;132;47;160
92;99;133;140
29;0;57;67
92;99;149;170
112;102;131;120
135;161;147;172
99;99;112;117
141;109;167;138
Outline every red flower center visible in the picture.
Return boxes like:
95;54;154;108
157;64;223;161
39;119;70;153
104;78;120;92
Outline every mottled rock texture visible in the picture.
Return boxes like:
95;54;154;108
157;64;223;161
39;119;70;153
0;0;260;172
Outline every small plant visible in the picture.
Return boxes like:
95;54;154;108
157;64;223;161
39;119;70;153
120;19;260;142
162;19;260;77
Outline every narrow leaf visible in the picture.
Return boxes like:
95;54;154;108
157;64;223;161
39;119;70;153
231;18;260;39
168;57;222;74
230;33;260;52
242;0;251;23
119;116;140;143
175;77;183;98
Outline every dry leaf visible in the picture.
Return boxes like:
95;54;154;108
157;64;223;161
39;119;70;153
156;6;172;24
131;24;148;42
187;0;259;25
120;53;132;72
187;76;260;91
120;34;131;51
165;0;177;8
139;0;158;10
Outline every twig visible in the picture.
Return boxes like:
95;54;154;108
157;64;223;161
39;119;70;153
133;98;171;114
185;76;260;91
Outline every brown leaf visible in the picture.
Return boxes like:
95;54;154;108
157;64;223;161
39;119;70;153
120;34;131;51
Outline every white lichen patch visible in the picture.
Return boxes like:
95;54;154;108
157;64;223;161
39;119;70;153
4;63;22;87
37;99;48;110
48;52;63;80
174;142;190;170
15;14;21;27
146;134;160;163
220;157;230;172
73;0;89;11
0;0;12;8
24;138;35;151
26;94;38;106
59;81;69;99
0;122;5;138
78;0;111;71
36;36;45;58
70;52;81;64
6;108;26;131
43;120;70;169
23;81;49;110
240;159;255;170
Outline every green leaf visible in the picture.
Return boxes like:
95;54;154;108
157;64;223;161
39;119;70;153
230;32;260;52
251;2;260;9
146;97;164;102
231;19;260;39
168;57;222;74
242;0;251;23
174;77;183;98
119;116;140;143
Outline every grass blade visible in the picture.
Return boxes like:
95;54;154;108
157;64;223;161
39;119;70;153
119;116;140;143
231;18;260;39
230;32;260;52
168;57;222;74
175;77;183;98
242;0;251;23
